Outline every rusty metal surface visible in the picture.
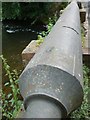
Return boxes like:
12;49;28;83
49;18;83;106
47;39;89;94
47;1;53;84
19;1;83;118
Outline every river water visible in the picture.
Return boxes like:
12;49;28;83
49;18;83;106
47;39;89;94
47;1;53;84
2;20;46;84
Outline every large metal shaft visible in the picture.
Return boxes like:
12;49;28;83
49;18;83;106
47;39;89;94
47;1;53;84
19;1;83;118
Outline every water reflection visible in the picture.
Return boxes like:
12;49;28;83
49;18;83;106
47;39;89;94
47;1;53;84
2;21;46;82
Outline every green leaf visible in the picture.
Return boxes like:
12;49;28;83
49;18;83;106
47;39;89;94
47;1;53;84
4;82;9;86
7;93;12;99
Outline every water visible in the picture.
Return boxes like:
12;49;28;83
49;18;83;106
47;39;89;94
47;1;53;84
2;20;46;84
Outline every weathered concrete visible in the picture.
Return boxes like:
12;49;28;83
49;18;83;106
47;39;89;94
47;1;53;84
22;40;40;67
83;48;90;55
22;40;90;67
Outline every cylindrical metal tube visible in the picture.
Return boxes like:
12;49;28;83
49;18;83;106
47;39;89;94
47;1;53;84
19;1;83;118
22;95;67;118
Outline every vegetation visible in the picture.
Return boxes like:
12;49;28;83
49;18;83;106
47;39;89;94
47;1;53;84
0;55;22;119
81;25;86;48
1;2;90;119
36;35;44;46
2;2;68;23
36;18;55;46
1;54;90;119
71;65;90;119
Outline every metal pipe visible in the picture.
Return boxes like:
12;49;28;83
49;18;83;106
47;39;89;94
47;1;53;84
19;1;83;118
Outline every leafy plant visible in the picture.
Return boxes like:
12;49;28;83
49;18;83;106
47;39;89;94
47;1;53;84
1;58;90;119
71;65;90;119
81;25;85;48
2;2;67;21
36;18;54;46
2;3;20;20
36;35;44;46
0;55;22;119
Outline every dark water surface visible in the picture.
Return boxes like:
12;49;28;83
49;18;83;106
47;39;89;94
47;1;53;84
2;20;46;84
2;20;90;86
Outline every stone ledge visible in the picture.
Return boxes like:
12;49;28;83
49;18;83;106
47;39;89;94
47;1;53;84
22;40;40;67
83;48;90;55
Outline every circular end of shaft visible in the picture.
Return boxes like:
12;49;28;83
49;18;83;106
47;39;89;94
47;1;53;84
23;95;67;118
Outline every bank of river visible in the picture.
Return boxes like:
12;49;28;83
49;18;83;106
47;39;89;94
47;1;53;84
2;20;46;84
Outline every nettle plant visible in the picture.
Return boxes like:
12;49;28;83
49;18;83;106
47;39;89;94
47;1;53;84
0;55;22;119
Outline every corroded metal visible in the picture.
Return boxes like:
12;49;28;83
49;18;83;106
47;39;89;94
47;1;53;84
19;1;83;118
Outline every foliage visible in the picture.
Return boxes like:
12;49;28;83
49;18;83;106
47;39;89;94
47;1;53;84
41;18;54;37
36;35;44;46
71;65;90;119
2;3;20;20
0;59;90;119
36;18;54;46
59;2;68;10
2;2;68;22
0;55;22;119
81;25;85;48
2;2;52;21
